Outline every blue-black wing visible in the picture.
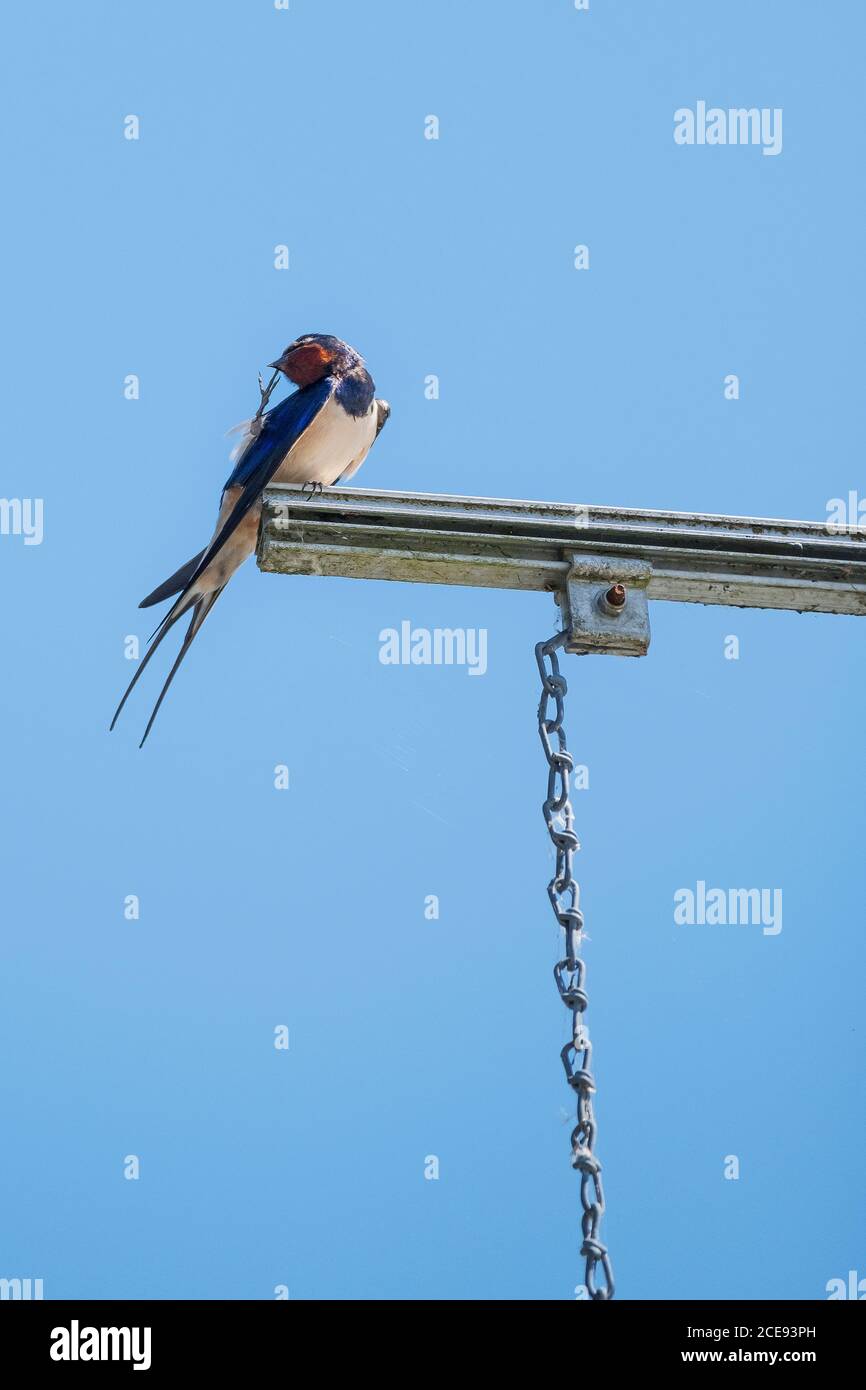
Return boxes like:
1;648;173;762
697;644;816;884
113;376;335;744
187;374;335;589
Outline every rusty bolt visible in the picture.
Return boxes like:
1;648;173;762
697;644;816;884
605;583;626;608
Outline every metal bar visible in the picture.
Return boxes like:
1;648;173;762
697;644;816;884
258;485;866;617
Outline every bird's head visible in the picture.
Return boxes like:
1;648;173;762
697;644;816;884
269;333;360;386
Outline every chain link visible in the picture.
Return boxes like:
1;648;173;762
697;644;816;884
535;630;614;1301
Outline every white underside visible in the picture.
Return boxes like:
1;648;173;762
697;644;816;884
271;392;378;486
195;394;379;594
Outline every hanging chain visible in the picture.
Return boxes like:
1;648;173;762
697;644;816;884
535;630;614;1301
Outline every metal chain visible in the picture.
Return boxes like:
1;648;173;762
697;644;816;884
535;630;614;1301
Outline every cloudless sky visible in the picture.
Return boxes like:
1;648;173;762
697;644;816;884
1;0;864;1300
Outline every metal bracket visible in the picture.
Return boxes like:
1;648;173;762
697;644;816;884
557;554;652;657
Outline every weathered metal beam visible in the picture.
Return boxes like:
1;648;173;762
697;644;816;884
257;485;866;618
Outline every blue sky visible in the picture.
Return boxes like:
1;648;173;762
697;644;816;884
1;0;864;1300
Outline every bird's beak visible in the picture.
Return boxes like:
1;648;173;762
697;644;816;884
269;341;301;373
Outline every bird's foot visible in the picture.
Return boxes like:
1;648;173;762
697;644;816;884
301;480;324;501
249;368;281;437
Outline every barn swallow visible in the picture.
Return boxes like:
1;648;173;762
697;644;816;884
111;333;390;746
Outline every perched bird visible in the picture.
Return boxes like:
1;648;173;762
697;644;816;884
111;333;390;745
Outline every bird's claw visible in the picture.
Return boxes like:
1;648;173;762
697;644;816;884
301;481;324;501
253;367;280;423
